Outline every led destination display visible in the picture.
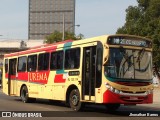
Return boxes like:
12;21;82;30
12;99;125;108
108;37;152;48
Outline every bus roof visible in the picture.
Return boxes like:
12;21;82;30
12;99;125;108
4;39;73;58
4;34;152;58
4;35;109;58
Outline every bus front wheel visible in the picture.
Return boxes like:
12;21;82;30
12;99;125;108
69;89;82;111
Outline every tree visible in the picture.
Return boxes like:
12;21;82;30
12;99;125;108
116;0;160;70
45;31;84;44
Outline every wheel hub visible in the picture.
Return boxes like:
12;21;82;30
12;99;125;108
72;94;79;106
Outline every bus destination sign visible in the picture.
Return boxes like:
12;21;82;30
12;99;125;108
108;37;151;48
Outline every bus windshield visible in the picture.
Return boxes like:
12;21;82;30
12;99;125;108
104;48;152;80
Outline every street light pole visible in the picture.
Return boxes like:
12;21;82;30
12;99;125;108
62;14;80;40
62;14;65;41
67;24;80;32
62;24;80;41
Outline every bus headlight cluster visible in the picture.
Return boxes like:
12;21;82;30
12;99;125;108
105;82;153;95
146;89;153;94
115;89;120;94
105;83;120;94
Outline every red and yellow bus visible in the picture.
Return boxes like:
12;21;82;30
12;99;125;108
2;34;153;111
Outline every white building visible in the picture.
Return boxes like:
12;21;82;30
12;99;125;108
0;39;45;67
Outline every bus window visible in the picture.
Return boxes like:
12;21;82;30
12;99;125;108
38;53;49;71
65;48;80;69
27;55;37;72
5;59;8;73
96;42;103;88
104;48;152;79
18;56;27;72
50;52;57;70
9;59;17;75
50;51;63;70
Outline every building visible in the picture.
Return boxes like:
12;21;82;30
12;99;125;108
29;0;75;40
0;39;44;68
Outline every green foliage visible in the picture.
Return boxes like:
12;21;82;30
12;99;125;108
117;0;160;67
45;31;84;44
45;31;62;43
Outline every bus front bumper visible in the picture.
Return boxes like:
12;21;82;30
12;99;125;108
103;90;153;104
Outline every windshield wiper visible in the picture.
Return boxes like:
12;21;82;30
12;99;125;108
119;46;133;66
119;46;129;61
119;46;135;78
136;48;145;70
136;48;145;62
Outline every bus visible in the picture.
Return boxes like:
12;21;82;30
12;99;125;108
2;34;153;111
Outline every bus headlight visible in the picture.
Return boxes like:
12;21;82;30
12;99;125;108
105;83;120;94
110;86;115;92
147;89;153;94
115;89;120;94
105;83;111;89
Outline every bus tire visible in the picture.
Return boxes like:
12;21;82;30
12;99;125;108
20;86;35;103
105;103;120;111
69;89;82;111
29;98;36;103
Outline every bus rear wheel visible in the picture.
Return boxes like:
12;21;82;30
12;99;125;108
69;89;82;111
105;103;120;111
20;86;36;103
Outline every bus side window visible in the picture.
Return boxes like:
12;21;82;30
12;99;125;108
18;56;27;72
5;59;8;73
50;51;63;70
50;52;57;69
27;55;37;72
57;51;63;69
65;48;80;69
38;53;49;71
96;42;103;88
9;59;17;75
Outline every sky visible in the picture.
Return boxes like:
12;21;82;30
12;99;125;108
0;0;137;40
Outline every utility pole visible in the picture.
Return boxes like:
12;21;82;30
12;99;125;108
62;14;65;40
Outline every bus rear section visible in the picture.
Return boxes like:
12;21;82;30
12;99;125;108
2;58;18;96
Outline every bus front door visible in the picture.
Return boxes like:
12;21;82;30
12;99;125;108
82;46;96;101
8;58;17;96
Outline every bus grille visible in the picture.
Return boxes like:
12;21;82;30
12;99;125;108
121;91;146;94
120;96;147;102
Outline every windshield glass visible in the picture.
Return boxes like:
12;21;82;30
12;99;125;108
104;48;152;80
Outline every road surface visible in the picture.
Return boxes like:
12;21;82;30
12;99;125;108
0;87;159;120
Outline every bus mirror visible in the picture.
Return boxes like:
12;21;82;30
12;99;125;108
104;44;109;49
103;44;109;65
103;56;108;65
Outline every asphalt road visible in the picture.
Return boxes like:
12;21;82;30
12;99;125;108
0;88;160;120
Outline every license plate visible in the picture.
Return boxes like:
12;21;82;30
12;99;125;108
129;96;138;100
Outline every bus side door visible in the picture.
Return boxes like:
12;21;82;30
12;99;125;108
82;43;97;101
82;42;103;102
8;58;17;96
